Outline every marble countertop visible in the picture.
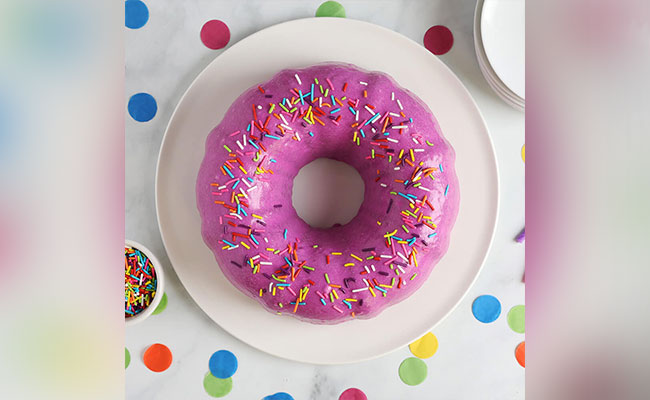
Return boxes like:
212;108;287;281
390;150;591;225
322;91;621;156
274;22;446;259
126;1;524;399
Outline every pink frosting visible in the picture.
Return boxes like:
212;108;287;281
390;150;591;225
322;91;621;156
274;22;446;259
196;63;459;324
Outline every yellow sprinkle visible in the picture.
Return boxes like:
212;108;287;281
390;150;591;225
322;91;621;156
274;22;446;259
239;165;248;174
351;254;363;262
259;289;263;297
240;242;250;249
331;252;342;255
266;247;275;252
272;287;276;296
369;286;376;297
410;149;415;161
252;214;263;219
332;289;339;299
384;229;398;238
344;263;355;267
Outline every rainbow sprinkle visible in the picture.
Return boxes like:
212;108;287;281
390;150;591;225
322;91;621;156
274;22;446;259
125;245;157;317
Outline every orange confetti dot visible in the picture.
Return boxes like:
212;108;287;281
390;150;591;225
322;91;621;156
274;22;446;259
143;343;173;372
515;341;525;367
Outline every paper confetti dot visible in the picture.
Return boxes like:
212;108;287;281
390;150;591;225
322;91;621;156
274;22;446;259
515;341;525;367
203;373;233;398
152;292;168;315
399;357;428;386
125;348;130;369
423;25;454;55
521;144;525;162
143;343;172;372
339;388;367;400
209;350;238;379
263;393;294;400
128;93;157;122
125;0;149;29
200;20;230;50
409;332;439;359
316;1;346;18
472;295;501;323
507;305;525;333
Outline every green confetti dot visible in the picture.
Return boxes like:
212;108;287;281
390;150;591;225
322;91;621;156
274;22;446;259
316;1;346;18
203;372;233;398
125;348;130;369
398;357;427;386
507;305;525;333
152;292;168;315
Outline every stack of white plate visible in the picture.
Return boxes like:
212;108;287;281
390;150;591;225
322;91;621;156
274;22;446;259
474;0;525;111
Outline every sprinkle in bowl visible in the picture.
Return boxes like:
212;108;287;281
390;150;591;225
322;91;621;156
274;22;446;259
125;239;165;326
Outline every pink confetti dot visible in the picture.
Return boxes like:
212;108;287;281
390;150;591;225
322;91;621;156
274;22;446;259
423;25;454;55
339;388;367;400
200;20;230;50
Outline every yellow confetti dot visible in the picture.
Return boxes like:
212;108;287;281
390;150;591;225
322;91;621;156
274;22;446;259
408;332;438;359
521;144;525;162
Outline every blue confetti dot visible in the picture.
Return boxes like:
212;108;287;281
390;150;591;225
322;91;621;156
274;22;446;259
472;295;501;323
263;393;294;400
125;0;149;29
208;350;238;379
128;93;157;122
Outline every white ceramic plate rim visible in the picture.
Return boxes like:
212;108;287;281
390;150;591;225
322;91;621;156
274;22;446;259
155;17;499;364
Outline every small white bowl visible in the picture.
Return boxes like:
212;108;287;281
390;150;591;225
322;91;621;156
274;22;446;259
125;239;165;326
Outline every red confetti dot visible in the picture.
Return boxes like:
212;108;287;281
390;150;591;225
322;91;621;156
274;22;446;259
143;343;173;372
339;388;367;400
200;20;230;50
423;25;454;55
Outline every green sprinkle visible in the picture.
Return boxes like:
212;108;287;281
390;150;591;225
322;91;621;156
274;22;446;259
223;145;231;152
410;273;417;280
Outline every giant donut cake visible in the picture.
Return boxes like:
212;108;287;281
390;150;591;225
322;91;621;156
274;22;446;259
197;63;459;324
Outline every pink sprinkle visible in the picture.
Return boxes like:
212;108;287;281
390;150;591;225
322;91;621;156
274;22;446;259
326;78;334;90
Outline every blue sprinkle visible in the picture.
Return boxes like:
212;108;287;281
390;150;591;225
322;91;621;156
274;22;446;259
330;108;341;114
283;229;287;240
330;95;336;104
348;106;357;115
223;165;234;178
276;284;290;287
250;234;259;245
375;287;387;294
428;232;438;238
406;193;418;199
445;184;449;196
409;118;413;123
222;239;235;247
343;300;352;309
439;163;444;172
240;208;248;217
359;129;366;138
284;257;292;266
249;140;259;149
308;132;314;137
265;134;282;140
298;90;304;105
320;298;327;305
310;84;315;101
397;192;411;201
270;158;277;162
247;177;254;182
231;180;240;189
364;112;381;126
247;123;251;131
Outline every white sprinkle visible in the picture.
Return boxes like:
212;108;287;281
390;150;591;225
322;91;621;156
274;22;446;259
392;125;408;130
389;112;400;117
386;137;399;143
397;99;403;110
418;186;431;192
280;124;293;131
371;265;376;271
295;132;301;141
218;185;227;190
355;110;359;121
229;213;243;220
380;183;388;188
359;81;368;85
318;97;322;107
238;187;249;199
257;105;262;110
251;255;260;260
413;148;425;152
352;287;369;293
394;167;401;170
396;264;405;274
247;186;258;192
243;134;247;146
236;140;244;150
264;237;269;243
259;261;272;265
280;114;289;125
391;92;395;100
380;255;393;259
241;179;252;187
412;137;419;144
364;105;376;115
295;74;302;85
363;278;370;286
397;252;409;262
226;245;240;250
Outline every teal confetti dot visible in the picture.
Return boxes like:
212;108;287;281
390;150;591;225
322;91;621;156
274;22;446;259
316;1;346;18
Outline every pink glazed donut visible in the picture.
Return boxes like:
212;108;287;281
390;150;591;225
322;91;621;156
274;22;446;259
196;63;459;324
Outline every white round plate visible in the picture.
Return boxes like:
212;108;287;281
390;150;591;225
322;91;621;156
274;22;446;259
156;18;498;364
481;0;526;99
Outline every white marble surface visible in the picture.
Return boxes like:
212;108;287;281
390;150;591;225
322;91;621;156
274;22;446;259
126;1;525;399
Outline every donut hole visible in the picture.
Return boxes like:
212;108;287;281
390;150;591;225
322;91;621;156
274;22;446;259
292;158;365;229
